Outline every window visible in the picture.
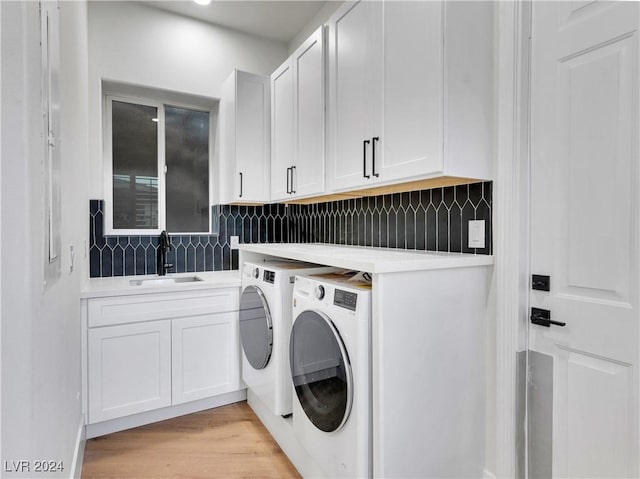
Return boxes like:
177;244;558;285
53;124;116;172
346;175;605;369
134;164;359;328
104;93;214;235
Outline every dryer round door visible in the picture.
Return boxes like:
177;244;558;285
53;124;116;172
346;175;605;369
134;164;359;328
289;310;353;433
239;285;273;370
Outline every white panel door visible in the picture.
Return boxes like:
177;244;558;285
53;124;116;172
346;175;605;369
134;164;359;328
326;0;379;191
377;1;443;182
88;321;172;423
293;26;325;197
172;312;240;405
271;59;294;201
236;71;270;202
530;2;639;477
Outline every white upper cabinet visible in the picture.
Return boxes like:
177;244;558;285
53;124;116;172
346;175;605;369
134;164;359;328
326;1;494;193
221;70;271;203
271;27;325;201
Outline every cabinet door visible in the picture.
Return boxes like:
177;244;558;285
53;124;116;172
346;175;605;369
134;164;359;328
235;71;271;202
172;312;240;405
271;59;294;201
88;321;171;423
376;1;444;182
326;1;379;192
292;26;325;197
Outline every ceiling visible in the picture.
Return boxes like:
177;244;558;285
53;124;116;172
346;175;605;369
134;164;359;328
143;0;328;43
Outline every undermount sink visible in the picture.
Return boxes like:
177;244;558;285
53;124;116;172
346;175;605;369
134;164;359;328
129;276;203;286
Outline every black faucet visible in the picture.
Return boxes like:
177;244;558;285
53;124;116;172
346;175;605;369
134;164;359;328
157;230;174;276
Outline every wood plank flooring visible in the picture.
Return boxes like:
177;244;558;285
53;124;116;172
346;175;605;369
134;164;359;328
82;401;301;479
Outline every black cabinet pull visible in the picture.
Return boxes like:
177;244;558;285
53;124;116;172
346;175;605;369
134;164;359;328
372;136;379;177
531;307;566;328
363;139;371;178
286;167;291;194
291;166;296;194
239;172;243;198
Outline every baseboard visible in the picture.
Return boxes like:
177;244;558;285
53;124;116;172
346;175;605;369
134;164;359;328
69;415;86;479
483;468;497;479
86;389;246;439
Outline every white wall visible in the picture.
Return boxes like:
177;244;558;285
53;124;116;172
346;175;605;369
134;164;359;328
87;1;289;200
1;1;89;476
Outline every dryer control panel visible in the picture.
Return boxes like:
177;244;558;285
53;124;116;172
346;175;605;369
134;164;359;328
263;270;275;284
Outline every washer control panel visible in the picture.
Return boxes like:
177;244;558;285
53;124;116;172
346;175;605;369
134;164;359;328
334;288;357;311
263;270;275;284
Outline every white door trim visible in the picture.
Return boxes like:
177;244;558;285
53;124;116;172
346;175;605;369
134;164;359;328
494;1;531;477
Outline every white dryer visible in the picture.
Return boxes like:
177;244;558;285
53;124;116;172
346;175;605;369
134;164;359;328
290;272;372;478
239;260;336;417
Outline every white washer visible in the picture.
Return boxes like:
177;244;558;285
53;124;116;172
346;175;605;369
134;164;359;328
239;260;337;417
290;272;372;478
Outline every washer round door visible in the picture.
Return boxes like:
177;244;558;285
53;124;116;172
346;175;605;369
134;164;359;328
289;310;353;433
239;285;273;370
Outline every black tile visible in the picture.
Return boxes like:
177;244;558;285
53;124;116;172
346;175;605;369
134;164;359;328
221;204;231;217
176;245;186;272
383;194;393;211
186;245;196;272
372;212;380;247
135;246;146;275
443;186;455;207
251;216;259;243
426;206;437;251
401;192;410;210
461;202;476;253
415;208;426;250
388;211;397;248
117;237;128;248
420;189;431;208
391;193;401;210
259;216;267;243
364;212;372;246
214;244;223;271
410;191;421;208
437;205;449;252
476;200;492;255
449;203;462;253
90;246;101;277
239;205;247;217
396;210;405;248
101;248;112;277
355;198;362;212
195;245;204;271
469;182;483;206
483;181;492;205
232;250;239;270
405;210;415;250
222;245;231;270
145;246;156;274
357;212;365;246
90;199;100;215
113;248;123;276
431;188;443;207
242;216;251;243
129;236;140;247
124;246;135;276
274;217;282;242
205;244;214;271
455;184;469;207
379;212;388;248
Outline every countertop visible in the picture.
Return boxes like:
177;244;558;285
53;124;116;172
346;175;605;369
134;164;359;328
81;270;241;299
239;243;493;274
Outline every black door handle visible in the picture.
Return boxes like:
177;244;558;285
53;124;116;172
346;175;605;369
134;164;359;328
286;167;291;194
531;307;566;327
239;172;243;198
291;166;296;194
372;136;379;177
363;139;371;178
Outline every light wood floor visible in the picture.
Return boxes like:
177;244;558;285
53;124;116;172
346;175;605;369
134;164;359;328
82;401;301;479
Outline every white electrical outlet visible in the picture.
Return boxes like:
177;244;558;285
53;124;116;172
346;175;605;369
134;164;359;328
468;220;485;249
230;236;240;249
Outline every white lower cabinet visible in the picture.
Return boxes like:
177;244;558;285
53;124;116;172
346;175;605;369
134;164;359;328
172;312;239;405
88;320;172;423
85;288;241;428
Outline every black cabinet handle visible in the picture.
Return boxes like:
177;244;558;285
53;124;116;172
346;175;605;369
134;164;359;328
239;172;243;198
531;307;566;327
363;139;371;178
286;167;291;194
291;166;296;194
372;137;379;177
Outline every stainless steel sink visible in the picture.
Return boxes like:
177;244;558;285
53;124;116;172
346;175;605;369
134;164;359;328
129;276;203;286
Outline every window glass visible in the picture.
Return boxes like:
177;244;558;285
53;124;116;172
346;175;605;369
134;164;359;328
165;106;210;232
111;101;158;229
